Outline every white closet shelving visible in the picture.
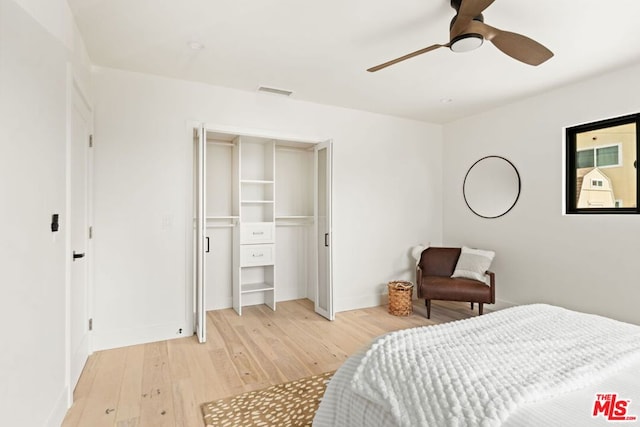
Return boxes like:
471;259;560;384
194;126;333;326
234;137;276;315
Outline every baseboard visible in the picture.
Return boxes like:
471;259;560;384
334;293;519;315
206;292;314;312
92;322;191;351
334;292;388;313
207;296;233;311
46;386;69;427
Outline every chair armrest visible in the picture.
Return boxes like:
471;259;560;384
416;265;423;298
485;270;495;303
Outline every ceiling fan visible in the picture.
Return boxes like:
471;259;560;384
367;0;553;72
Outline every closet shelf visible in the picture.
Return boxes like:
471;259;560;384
205;216;239;228
241;200;274;204
241;283;275;294
276;216;313;219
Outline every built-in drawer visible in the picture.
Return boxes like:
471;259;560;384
240;222;275;244
240;244;274;267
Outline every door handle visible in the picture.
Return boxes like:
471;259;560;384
73;251;85;261
324;233;329;247
206;237;210;253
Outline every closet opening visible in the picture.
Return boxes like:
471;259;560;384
192;126;333;343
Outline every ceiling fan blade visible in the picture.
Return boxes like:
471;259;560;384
367;43;449;72
450;0;496;38
468;21;554;66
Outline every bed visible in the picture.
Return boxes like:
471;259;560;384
313;304;640;426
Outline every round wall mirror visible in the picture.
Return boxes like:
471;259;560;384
463;156;521;219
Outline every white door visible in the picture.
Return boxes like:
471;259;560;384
69;86;91;390
314;141;334;320
194;127;207;343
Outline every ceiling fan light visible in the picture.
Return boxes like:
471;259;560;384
450;33;483;53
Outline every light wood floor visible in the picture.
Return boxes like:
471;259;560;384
62;299;485;427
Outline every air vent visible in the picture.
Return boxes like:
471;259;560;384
257;86;293;97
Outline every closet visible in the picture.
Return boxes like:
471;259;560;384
193;126;333;343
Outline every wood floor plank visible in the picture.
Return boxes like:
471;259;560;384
270;303;351;373
208;310;267;387
170;378;201;427
68;347;128;427
253;305;333;375
184;337;229;403
64;299;485;427
206;348;245;399
73;350;101;400
203;311;229;351
114;344;145;424
138;341;176;427
229;311;288;383
167;336;193;382
62;351;102;426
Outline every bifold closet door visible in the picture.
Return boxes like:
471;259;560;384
314;141;334;320
194;127;207;343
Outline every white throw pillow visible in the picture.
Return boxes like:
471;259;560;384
411;243;429;265
451;246;495;283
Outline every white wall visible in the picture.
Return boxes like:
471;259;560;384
91;67;443;350
443;62;640;324
0;0;90;425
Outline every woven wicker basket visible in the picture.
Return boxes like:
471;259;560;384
387;281;414;316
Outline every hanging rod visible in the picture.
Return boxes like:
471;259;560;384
206;224;236;229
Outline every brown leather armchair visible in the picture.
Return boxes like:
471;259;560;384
416;247;495;318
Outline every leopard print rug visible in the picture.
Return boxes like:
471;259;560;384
202;371;335;427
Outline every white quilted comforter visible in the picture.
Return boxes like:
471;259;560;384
317;304;640;427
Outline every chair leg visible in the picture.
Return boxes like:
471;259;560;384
425;300;431;319
470;302;474;310
478;303;484;315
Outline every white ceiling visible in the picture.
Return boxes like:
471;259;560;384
67;0;640;123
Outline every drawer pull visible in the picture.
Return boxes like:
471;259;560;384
252;253;264;258
252;231;264;235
